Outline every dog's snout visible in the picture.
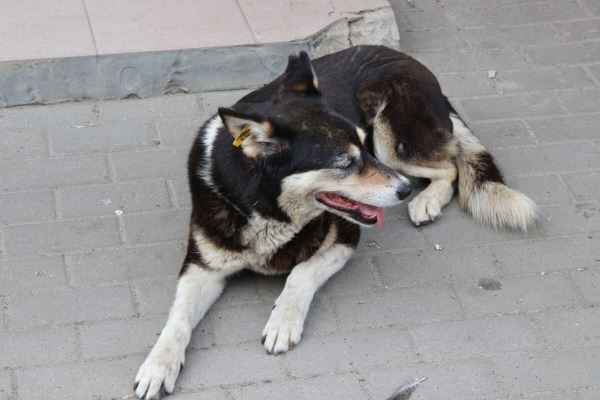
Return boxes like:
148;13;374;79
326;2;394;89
396;182;412;200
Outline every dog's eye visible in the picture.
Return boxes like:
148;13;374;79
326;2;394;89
333;156;354;170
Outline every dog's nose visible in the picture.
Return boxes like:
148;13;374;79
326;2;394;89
396;183;412;200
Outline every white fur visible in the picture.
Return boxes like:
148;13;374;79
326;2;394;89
263;228;353;353
450;114;538;231
356;127;367;144
198;116;223;190
135;265;226;399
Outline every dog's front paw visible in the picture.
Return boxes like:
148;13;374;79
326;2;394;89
134;345;184;399
408;195;441;226
261;299;305;354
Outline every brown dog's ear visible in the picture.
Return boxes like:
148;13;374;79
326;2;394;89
218;108;282;158
280;51;319;96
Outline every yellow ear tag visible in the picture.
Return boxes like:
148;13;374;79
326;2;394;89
232;126;251;147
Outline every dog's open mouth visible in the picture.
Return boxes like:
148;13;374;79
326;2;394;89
316;192;384;227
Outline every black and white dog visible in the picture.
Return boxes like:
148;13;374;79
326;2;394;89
134;45;537;399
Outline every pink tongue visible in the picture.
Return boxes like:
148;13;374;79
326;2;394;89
358;204;385;227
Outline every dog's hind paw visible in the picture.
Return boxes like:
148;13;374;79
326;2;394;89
408;195;441;226
134;346;184;399
261;299;305;354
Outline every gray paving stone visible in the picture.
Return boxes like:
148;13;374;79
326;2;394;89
332;286;463;329
0;256;67;295
437;72;498;97
168;177;192;208
122;209;189;244
200;89;253;118
9;285;135;329
230;373;366;400
0;190;55;224
470;120;537;149
460;93;563;121
538;203;600;236
17;354;143;400
589;64;600;81
452;273;582;317
421;212;531;248
490;348;600;396
135;278;177;315
208;301;272;346
0;127;46;160
58;180;172;218
460;25;559;49
527;114;600;143
494;67;594;94
0;326;77;368
358;216;426;254
580;389;600;400
494;0;588;25
374;246;498;289
80;316;165;358
319;256;381;297
187;316;216;350
553;19;600;42
177;344;287;388
507;175;571;206
558;88;600;113
0;102;97;129
531;306;600;348
66;242;182;286
49;121;159;154
0;371;11;400
96;94;202;122
0;154;110;192
570;266;600;304
285;326;416;375
443;5;498;27
3;217;121;257
111;148;188;181
492;235;600;274
526;42;600;66
493;143;600;176
155;117;204;147
410;314;540;362
401;30;466;51
364;358;502;400
395;8;454;30
412;48;531;74
168;388;229;400
217;272;262;307
509;393;579;400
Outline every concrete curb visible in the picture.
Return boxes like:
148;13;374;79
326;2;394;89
0;7;399;108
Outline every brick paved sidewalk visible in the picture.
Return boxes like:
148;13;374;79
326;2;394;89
2;0;600;399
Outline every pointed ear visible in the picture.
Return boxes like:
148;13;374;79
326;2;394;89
218;108;283;158
280;51;319;96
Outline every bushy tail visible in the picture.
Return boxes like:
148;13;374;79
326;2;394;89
450;113;538;232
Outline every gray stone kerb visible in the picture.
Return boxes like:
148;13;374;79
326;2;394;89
0;7;399;108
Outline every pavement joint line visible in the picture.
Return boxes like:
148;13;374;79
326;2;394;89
519;119;541;145
165;179;182;209
555;173;580;204
128;282;142;318
73;322;84;359
9;368;19;400
62;253;77;288
582;64;600;85
552;90;571;114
